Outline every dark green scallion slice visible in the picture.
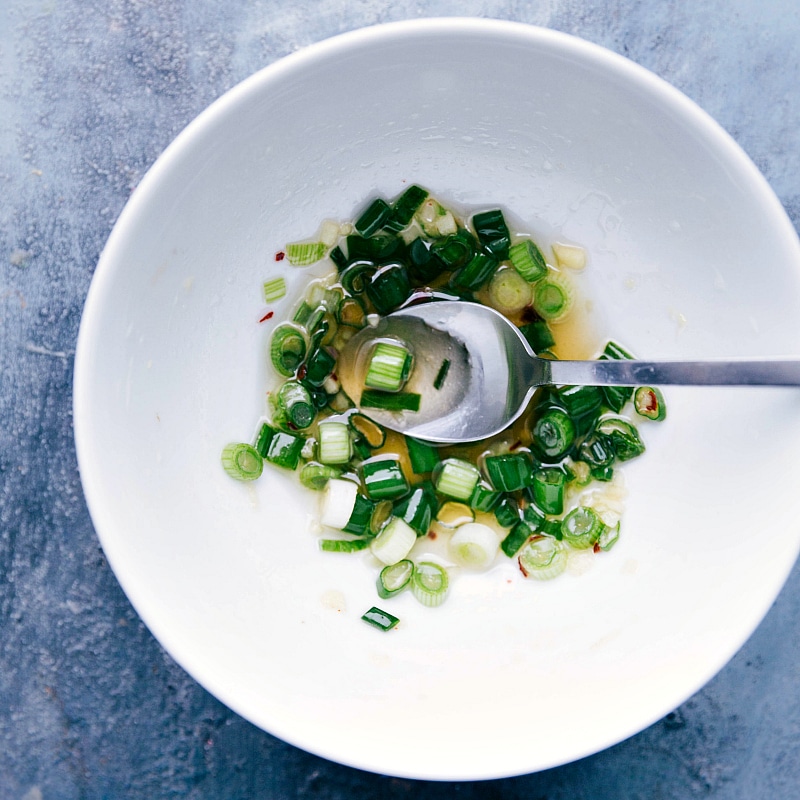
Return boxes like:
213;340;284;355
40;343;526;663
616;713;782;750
405;436;439;474
501;520;533;557
360;457;409;500
433;359;450;390
407;237;442;282
469;481;502;513
386;184;429;232
494;496;520;528
518;320;556;353
355;197;392;237
532;468;566;515
340;259;377;296
450;253;498;291
365;262;412;315
303;347;336;388
599;340;635;412
432;230;476;271
337;296;367;328
393;482;437;535
360;390;421;412
329;244;347;270
597;416;646;461
265;430;304;470
483;452;535;492
361;606;400;631
472;208;511;259
341;493;375;536
254;422;277;458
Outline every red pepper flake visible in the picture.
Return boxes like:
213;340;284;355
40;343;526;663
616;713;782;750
427;531;437;540
297;364;308;380
518;557;529;578
593;542;602;553
509;440;523;451
258;310;274;323
275;251;285;261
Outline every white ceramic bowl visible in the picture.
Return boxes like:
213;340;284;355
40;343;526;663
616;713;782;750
74;19;800;780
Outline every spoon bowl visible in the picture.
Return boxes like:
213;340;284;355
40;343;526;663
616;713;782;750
340;300;800;443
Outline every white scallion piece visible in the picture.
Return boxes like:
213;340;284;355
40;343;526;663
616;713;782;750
435;459;480;502
448;522;499;569
370;517;417;566
318;219;341;247
320;478;358;529
552;241;587;271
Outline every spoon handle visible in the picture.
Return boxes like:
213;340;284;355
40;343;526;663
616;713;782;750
545;357;800;387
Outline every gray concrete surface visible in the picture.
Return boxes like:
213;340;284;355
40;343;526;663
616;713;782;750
2;1;800;797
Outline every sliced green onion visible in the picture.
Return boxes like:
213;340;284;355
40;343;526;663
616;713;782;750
365;262;412;315
559;385;604;436
364;341;413;392
509;239;548;282
532;468;566;515
472;208;511;259
469;481;502;512
519;320;555;353
599;340;634;412
494;496;520;528
483;452;534;493
299;462;341;490
361;606;400;631
404;437;439;475
360;389;421;412
634;386;667;421
337;297;367;328
488;268;533;314
435;458;481;501
448;522;499;569
433;359;451;391
532;407;576;460
432;230;476;271
518;536;568;580
254;422;276;458
278;381;315;429
370;516;417;565
264;430;304;470
377;559;414;598
522;502;546;531
360;457;409;500
320;478;359;529
320;538;370;553
286;241;326;266
501;520;533;557
597;522;621;551
342;493;375;536
262;276;287;303
355;197;392;237
407;237;443;282
220;442;263;482
533;274;573;322
394;483;437;535
303;346;336;387
578;433;614;469
410;561;449;607
317;421;352;465
270;323;308;377
349;413;386;449
387;184;429;232
368;499;393;536
340;260;376;296
450;253;498;291
597;416;646;461
561;506;604;549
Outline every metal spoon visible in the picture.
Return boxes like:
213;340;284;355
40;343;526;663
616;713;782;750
338;300;800;444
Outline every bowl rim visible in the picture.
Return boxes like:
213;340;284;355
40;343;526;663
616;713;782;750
73;17;800;780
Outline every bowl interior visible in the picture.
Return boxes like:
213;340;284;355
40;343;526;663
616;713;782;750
74;19;800;780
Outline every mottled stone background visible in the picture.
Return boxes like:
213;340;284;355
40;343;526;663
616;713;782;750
2;1;800;797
